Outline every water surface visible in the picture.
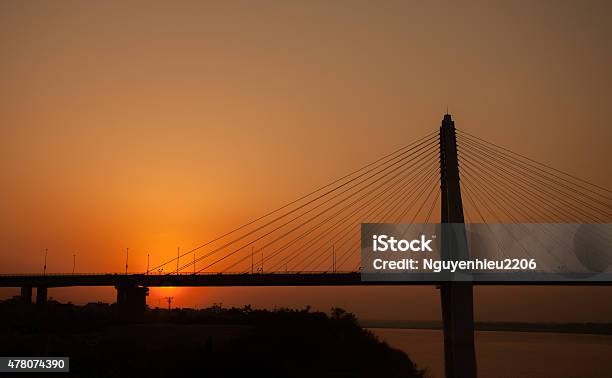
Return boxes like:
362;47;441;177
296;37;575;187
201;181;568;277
369;328;612;378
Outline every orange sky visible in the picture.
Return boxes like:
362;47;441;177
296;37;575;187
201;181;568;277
1;1;611;321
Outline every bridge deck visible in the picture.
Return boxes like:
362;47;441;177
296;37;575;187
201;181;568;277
0;272;610;287
0;272;366;288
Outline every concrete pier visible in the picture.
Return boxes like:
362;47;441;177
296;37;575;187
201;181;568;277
20;286;32;305
116;285;149;315
36;287;47;306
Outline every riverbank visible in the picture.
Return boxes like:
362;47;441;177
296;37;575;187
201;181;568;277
361;320;612;335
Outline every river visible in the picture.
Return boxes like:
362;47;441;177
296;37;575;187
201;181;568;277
369;328;612;378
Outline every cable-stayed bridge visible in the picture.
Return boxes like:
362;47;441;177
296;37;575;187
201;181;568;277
2;114;611;378
4;115;610;285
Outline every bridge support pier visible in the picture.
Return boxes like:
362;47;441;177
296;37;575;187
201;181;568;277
115;285;149;316
35;287;47;307
20;286;32;305
439;113;477;378
440;283;477;378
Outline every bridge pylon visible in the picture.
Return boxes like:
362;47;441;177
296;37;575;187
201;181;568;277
439;113;477;378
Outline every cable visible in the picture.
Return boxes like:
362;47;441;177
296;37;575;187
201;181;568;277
226;151;440;273
150;131;438;272
456;129;612;198
263;158;440;273
192;140;440;273
459;146;608;222
301;166;440;271
458;134;612;215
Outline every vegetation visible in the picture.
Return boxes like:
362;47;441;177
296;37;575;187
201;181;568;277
0;298;424;378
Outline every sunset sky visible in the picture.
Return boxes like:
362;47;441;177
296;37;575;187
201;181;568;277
1;1;611;322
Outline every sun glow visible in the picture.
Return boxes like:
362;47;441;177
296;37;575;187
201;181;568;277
148;286;184;309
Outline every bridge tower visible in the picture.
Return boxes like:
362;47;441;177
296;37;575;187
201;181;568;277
439;113;477;378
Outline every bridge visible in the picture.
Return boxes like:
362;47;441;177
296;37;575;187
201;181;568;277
4;272;609;289
3;114;611;378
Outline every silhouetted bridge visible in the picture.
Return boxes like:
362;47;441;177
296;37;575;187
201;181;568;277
4;114;612;378
2;272;366;288
2;272;608;289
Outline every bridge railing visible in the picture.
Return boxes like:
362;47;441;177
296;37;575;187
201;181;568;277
0;270;359;277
